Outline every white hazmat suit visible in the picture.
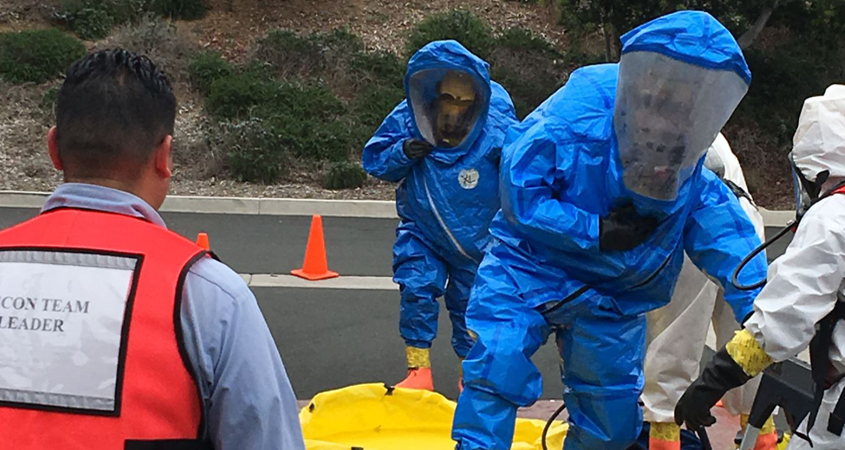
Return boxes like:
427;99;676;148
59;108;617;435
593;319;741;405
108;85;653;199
744;85;845;449
643;133;766;424
674;85;845;450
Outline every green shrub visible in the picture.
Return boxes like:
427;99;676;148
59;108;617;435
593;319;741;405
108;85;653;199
58;0;115;40
496;27;559;55
74;7;114;40
264;116;362;162
312;27;364;56
352;84;405;130
105;0;149;24
206;73;279;119
350;50;405;89
217;118;289;183
406;10;495;59
323;161;368;190
148;0;208;20
207;73;345;121
255;30;322;77
0;29;86;84
255;27;403;102
299;119;361;162
561;48;607;67
489;28;565;119
189;51;233;94
256;27;364;79
56;0;203;39
206;73;360;163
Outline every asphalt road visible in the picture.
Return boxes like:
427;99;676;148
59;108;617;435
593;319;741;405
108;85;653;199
0;207;793;276
0;208;398;276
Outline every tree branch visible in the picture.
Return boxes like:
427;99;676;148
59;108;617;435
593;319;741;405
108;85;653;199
738;0;800;49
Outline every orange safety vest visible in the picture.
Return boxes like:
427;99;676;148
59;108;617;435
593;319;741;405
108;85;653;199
0;208;213;450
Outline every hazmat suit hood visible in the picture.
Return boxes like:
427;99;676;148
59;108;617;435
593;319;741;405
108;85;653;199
791;85;845;214
705;133;753;196
613;11;751;206
404;40;492;165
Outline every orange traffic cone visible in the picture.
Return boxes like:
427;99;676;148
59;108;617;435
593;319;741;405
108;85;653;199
196;232;210;251
291;215;339;281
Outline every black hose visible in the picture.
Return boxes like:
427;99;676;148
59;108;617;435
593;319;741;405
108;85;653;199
697;427;713;450
731;220;796;291
541;401;567;450
731;178;845;292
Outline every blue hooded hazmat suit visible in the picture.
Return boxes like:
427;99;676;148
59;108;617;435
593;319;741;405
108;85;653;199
362;41;518;358
451;12;768;450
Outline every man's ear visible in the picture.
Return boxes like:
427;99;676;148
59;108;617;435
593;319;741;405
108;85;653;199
47;126;63;171
153;135;173;179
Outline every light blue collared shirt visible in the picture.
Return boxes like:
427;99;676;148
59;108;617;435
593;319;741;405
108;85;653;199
41;183;305;450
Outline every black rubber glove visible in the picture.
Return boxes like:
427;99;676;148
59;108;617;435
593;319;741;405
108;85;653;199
403;139;433;159
674;347;751;429
599;203;659;251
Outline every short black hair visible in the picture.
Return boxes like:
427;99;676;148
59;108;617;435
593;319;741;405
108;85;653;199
56;49;177;180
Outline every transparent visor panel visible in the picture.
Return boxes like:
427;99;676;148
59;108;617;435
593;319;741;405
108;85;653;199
614;52;749;200
408;68;486;148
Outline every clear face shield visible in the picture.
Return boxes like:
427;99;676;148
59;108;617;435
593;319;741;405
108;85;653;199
407;69;485;148
790;151;830;219
614;52;749;200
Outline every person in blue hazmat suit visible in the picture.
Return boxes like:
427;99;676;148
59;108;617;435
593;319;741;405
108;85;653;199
362;40;517;391
450;11;768;450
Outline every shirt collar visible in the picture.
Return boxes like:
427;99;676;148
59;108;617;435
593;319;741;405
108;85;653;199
41;183;167;229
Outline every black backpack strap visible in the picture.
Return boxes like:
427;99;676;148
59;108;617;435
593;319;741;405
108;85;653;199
828;387;845;436
804;298;845;440
724;179;757;207
826;300;845;436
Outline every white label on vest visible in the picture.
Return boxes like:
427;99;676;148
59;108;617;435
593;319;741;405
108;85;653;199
0;250;139;413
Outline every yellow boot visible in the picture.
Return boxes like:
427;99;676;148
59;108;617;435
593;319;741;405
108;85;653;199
739;415;778;450
778;433;790;450
396;347;434;391
649;422;681;450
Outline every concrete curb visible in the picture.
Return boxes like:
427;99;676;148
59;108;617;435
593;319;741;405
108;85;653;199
0;190;399;219
758;207;794;228
249;274;398;290
0;190;793;226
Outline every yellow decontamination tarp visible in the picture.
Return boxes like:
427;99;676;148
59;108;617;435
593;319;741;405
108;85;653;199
300;383;567;450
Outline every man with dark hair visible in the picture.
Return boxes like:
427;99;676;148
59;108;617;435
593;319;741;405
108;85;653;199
0;49;305;450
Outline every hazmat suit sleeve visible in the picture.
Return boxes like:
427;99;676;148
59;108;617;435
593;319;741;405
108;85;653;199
745;195;845;361
362;100;417;182
500;123;600;251
683;171;766;323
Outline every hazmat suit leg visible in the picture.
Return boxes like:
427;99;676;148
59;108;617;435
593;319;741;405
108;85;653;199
452;252;551;450
393;223;448;352
444;261;478;359
557;301;647;450
644;255;717;424
643;255;717;448
644;258;773;447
